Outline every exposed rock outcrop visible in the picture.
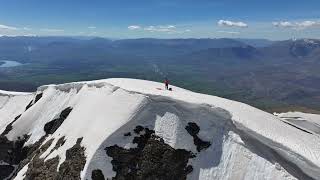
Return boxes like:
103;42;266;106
185;122;211;152
91;169;105;180
25;93;43;111
0;134;29;179
1;114;21;136
106;126;194;180
23;138;86;180
44;107;73;135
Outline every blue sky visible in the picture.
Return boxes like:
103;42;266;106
0;0;320;40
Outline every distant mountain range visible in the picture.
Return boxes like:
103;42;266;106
188;38;320;61
0;36;319;112
236;38;274;47
1;36;319;62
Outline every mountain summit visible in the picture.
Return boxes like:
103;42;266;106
0;78;319;180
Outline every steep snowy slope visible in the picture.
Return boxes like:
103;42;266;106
0;90;33;135
0;79;319;180
275;112;320;136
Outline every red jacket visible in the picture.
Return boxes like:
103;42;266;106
164;80;169;85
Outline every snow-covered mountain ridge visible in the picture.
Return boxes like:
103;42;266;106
0;78;319;180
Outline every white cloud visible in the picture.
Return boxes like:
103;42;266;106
128;24;190;34
298;21;318;27
23;27;32;31
40;28;64;32
144;25;177;32
218;20;248;28
21;34;37;37
272;21;294;28
128;25;177;32
0;24;18;30
273;20;320;30
0;33;36;37
88;26;96;29
0;24;36;36
217;30;240;34
128;25;141;30
145;26;167;32
158;25;176;29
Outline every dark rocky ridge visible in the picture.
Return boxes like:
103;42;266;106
0;104;83;179
23;138;86;180
23;138;57;180
0;135;29;179
105;126;194;180
1;114;21;136
49;136;66;154
14;135;50;173
55;138;86;179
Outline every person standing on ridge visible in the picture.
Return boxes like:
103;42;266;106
164;78;169;90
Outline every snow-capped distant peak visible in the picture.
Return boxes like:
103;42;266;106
302;38;319;44
290;38;319;45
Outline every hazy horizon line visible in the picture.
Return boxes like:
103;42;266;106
1;35;319;41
